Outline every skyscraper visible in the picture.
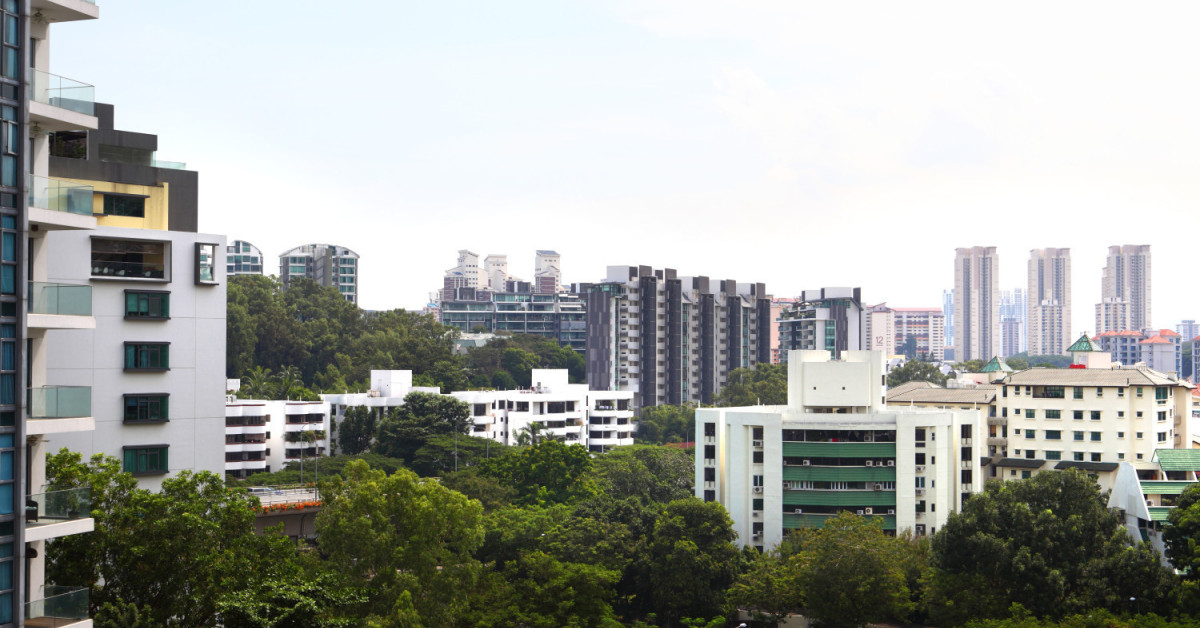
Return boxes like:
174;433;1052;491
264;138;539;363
999;287;1027;355
1027;248;1071;355
1096;244;1151;333
280;243;360;303
953;247;1000;362
943;290;954;348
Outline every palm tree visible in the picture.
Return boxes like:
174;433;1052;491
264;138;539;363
240;366;274;399
514;422;564;446
275;365;304;400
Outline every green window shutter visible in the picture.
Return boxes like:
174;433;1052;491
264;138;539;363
161;345;169;369
125;293;137;316
124;345;135;369
160;447;168;472
160;396;169;421
123;449;135;472
161;294;169;318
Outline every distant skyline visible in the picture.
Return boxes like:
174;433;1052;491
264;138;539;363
50;1;1200;333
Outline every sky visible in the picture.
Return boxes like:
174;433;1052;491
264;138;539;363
47;1;1200;336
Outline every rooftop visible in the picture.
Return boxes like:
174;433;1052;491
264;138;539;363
886;383;997;405
1002;366;1187;387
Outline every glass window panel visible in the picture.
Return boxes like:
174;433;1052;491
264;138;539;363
0;154;12;187
0;484;11;515
0;453;12;482
0;561;11;590
1;48;14;80
0;434;12;448
3;16;13;45
0;375;12;405
2;232;13;262
0;591;11;623
0;542;12;558
1;342;11;370
0;266;11;295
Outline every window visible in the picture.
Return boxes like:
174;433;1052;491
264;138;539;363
914;428;926;441
1021;470;1032;479
1045;450;1061;460
752;498;762;511
1025;450;1035;459
915;477;926;488
123;394;168;423
1136;432;1144;439
1073;387;1083;399
1025;409;1035;418
1091;411;1101;421
704;423;715;437
102;194;146;217
1118;432;1125;438
1118;453;1125;460
1045;430;1061;440
92;238;167;279
1090;432;1101;441
1158;411;1167;422
1137;387;1143;398
196;243;218;284
1073;452;1084;461
1137;453;1144;460
125;290;169;319
124;343;169;370
1045;410;1061;419
123;445;168;474
1096;387;1103;397
1073;431;1084;441
1090;453;1101;462
1136;411;1143;418
1158;432;1168;443
915;453;926;465
1118;411;1125;418
1156;387;1169;401
703;468;715;481
1118;389;1125;398
752;475;763;487
704;445;715;459
1073;410;1084;420
752;451;763;464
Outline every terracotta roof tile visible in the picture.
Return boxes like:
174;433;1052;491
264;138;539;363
1141;336;1170;345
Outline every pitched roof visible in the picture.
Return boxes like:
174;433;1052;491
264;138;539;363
1158;329;1182;337
1149;507;1172;522
886;384;996;405
1154;449;1200;471
981;356;1014;372
1118;330;1145;337
1066;334;1103;353
1139;481;1196;495
1002;366;1187;387
1140;335;1170;345
1095;331;1118;338
886;381;936;396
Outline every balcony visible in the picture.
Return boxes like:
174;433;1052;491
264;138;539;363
25;487;94;542
27;386;93;436
32;0;99;24
25;585;90;628
27;175;96;231
28;282;94;332
29;69;98;131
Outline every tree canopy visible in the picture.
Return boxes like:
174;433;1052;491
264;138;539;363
713;363;787;407
887;359;948;387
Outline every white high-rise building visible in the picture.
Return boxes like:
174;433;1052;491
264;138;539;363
1097;245;1151;333
696;350;983;549
484;254;508;291
279;243;360;303
1027;248;1071;356
954;247;1001;361
534;250;561;294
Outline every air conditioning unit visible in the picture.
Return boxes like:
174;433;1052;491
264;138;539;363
887;508;896;515
864;507;874;515
753;486;763;494
916;489;925;496
915;465;926;472
887;460;896;467
865;460;874;467
856;509;865;515
802;460;811;466
752;532;763;539
874;484;883;491
794;508;803;514
752;439;763;447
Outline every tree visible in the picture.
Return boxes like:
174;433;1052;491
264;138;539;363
373;392;470;463
514;422;562;446
45;450;313;628
956;359;988;373
726;549;804;626
593;445;694;504
887;359;948;387
478;440;597;506
927;471;1175;624
501;347;541;387
630;498;741;624
240;365;277;399
335;406;376;455
466;552;622;628
409;434;504;476
790;513;915;628
634;404;697;445
1165;484;1200;579
714;363;787;407
316;459;485;626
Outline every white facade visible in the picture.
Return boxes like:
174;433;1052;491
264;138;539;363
697;350;983;548
1099;244;1152;333
483;254;508;291
534;250;562;294
322;370;440;453
224;399;330;479
452;369;634;451
225;239;264;276
42;225;228;490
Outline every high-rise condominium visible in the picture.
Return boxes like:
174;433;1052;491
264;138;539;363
280;243;360;303
1027;248;1071;355
586;266;771;410
1096;245;1151;333
954;247;1000;362
226;240;264;276
999;288;1026;355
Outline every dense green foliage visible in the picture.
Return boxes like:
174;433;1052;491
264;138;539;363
887;359;949;387
462;333;586;387
713;363;787;406
1005;353;1073;369
634;404;697;445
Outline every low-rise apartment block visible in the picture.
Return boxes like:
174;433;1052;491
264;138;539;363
697;350;984;549
452;369;634;451
224;399;330;479
439;288;586;351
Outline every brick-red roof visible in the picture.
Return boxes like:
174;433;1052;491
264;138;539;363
1159;329;1181;337
1095;331;1118;338
1118;330;1145;337
1141;335;1170;345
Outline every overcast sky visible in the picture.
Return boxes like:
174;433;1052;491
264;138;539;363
48;1;1200;335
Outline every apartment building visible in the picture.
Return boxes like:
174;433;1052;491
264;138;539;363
585;265;771;410
322;370;439;453
1027;248;1071;356
954;246;1001;362
483;254;508;291
778;288;864;362
534;250;561;295
697;350;983;549
1093;329;1182;374
452;369;634;451
439;288;587;351
999;288;1027;355
224;399;330;480
988;336;1193;483
1107;452;1200;564
864;303;895;357
225;240;264;277
943;289;954;348
279;243;359;304
1096;245;1152;333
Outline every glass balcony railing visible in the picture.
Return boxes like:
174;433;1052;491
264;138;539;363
152;159;187;170
26;487;91;524
28;282;92;316
30;68;95;116
25;585;89;627
27;175;94;215
28;386;92;419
